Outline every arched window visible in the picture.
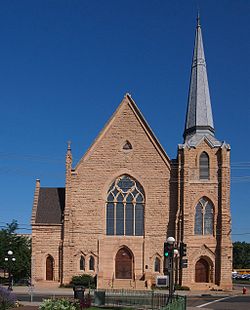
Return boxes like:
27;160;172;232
194;197;214;235
80;256;85;271
46;255;54;281
194;202;203;235
199;152;209;179
89;256;95;271
154;257;160;272
106;175;145;236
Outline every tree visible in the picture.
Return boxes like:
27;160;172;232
233;241;250;269
0;220;31;282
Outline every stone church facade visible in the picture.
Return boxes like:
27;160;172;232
31;18;232;290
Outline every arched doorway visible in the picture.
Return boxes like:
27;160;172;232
115;247;133;279
46;255;54;281
195;258;209;283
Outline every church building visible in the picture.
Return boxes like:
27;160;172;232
31;18;232;290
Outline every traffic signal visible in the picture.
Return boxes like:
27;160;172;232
164;241;173;258
179;242;187;257
181;258;188;268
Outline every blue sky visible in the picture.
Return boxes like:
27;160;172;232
0;1;249;242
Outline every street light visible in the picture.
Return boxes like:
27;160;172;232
4;250;16;290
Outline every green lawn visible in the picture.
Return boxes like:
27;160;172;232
233;279;250;285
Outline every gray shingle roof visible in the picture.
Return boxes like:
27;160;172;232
35;188;65;224
184;16;217;146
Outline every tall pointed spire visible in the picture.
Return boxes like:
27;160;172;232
183;15;217;145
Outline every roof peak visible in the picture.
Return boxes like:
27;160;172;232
183;17;216;143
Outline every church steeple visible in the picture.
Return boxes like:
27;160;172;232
183;15;217;145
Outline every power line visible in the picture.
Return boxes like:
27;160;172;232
0;151;250;166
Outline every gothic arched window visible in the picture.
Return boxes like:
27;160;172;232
89;256;95;271
106;175;145;236
194;197;214;235
80;256;85;271
194;202;203;235
199;152;210;180
154;257;160;272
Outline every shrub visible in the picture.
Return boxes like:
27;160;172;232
39;298;80;310
70;274;96;288
0;286;16;310
174;284;190;291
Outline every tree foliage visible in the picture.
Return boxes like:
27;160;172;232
233;241;250;269
0;220;31;282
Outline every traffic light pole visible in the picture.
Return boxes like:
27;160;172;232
164;237;175;305
168;255;174;303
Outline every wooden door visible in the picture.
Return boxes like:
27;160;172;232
195;258;209;282
46;255;54;281
115;248;133;279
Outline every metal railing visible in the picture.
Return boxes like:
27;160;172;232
94;289;186;310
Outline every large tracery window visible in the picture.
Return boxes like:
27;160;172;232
194;197;214;235
106;175;145;236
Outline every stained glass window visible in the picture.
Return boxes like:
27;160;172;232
80;256;85;271
194;197;214;235
116;202;124;235
125;203;133;235
106;175;145;236
154;257;160;272
204;202;214;235
135;204;144;236
195;203;203;235
89;256;95;271
106;203;114;235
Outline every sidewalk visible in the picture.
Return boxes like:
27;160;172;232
9;285;248;309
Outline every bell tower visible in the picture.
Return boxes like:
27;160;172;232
177;16;232;290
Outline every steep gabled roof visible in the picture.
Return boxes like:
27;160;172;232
75;93;171;169
35;188;65;224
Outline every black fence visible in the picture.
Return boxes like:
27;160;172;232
94;289;186;310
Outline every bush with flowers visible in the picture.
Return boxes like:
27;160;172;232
39;298;81;310
0;286;16;310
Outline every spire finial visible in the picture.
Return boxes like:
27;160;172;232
197;11;201;27
67;140;71;151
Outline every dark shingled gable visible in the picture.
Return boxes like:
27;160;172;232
35;188;65;224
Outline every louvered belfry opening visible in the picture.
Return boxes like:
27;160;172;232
199;152;210;179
